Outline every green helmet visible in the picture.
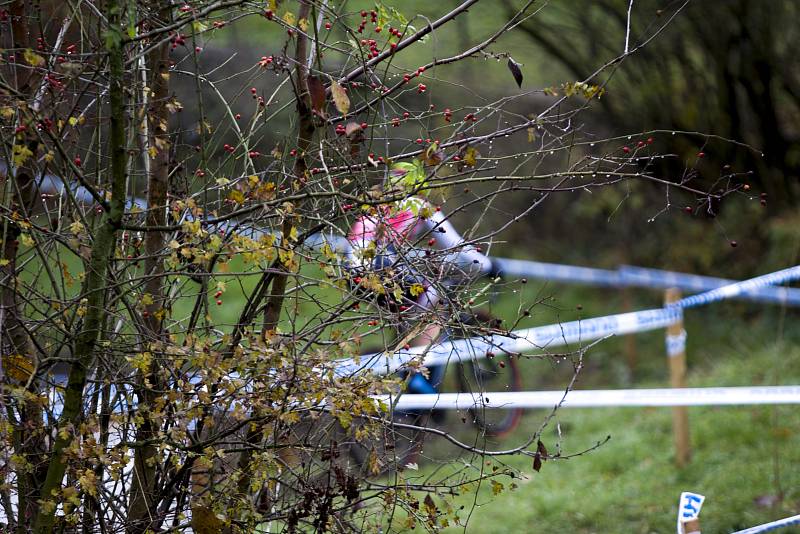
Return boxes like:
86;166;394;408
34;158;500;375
388;160;427;191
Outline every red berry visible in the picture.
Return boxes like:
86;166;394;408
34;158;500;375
697;151;705;158
622;146;630;153
264;9;273;19
324;22;331;30
416;138;423;144
730;240;738;248
360;122;368;129
74;156;82;166
216;299;223;305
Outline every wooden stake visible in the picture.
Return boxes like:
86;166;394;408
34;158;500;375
665;288;690;467
681;518;702;534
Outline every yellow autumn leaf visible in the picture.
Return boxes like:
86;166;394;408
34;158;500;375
68;116;79;127
20;234;34;247
12;144;34;167
409;283;425;297
331;82;350;115
228;189;245;205
0;107;14;120
0;259;9;267
283;11;296;26
141;293;154;306
463;146;479;166
4;354;33;382
69;221;85;235
23;49;45;67
76;298;88;317
298;18;308;31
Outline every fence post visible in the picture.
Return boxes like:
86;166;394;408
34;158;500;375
665;287;690;467
680;518;702;534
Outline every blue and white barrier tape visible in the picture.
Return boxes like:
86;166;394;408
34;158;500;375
335;306;681;377
382;386;800;410
493;258;623;287
495;258;800;307
337;265;799;377
666;329;687;358
673;265;800;309
733;514;800;534
619;265;800;306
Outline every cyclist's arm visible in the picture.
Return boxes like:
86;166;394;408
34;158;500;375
423;209;493;276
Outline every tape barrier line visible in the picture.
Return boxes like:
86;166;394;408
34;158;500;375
382;386;800;410
335;306;681;377
495;258;800;306
674;265;800;309
336;265;797;377
493;258;623;287
619;265;800;306
732;514;800;534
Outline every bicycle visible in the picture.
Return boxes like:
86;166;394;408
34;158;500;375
346;309;524;474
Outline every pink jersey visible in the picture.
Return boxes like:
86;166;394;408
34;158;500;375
345;197;493;277
347;199;424;249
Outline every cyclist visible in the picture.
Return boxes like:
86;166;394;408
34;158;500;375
346;159;498;395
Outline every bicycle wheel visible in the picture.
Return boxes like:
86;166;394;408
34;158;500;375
456;351;524;438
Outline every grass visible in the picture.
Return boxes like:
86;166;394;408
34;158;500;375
381;323;800;533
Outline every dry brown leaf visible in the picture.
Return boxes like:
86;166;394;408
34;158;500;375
331;82;350;115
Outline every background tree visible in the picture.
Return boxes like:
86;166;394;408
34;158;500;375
504;0;800;274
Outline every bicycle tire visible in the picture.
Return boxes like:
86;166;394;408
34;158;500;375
456;351;524;438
